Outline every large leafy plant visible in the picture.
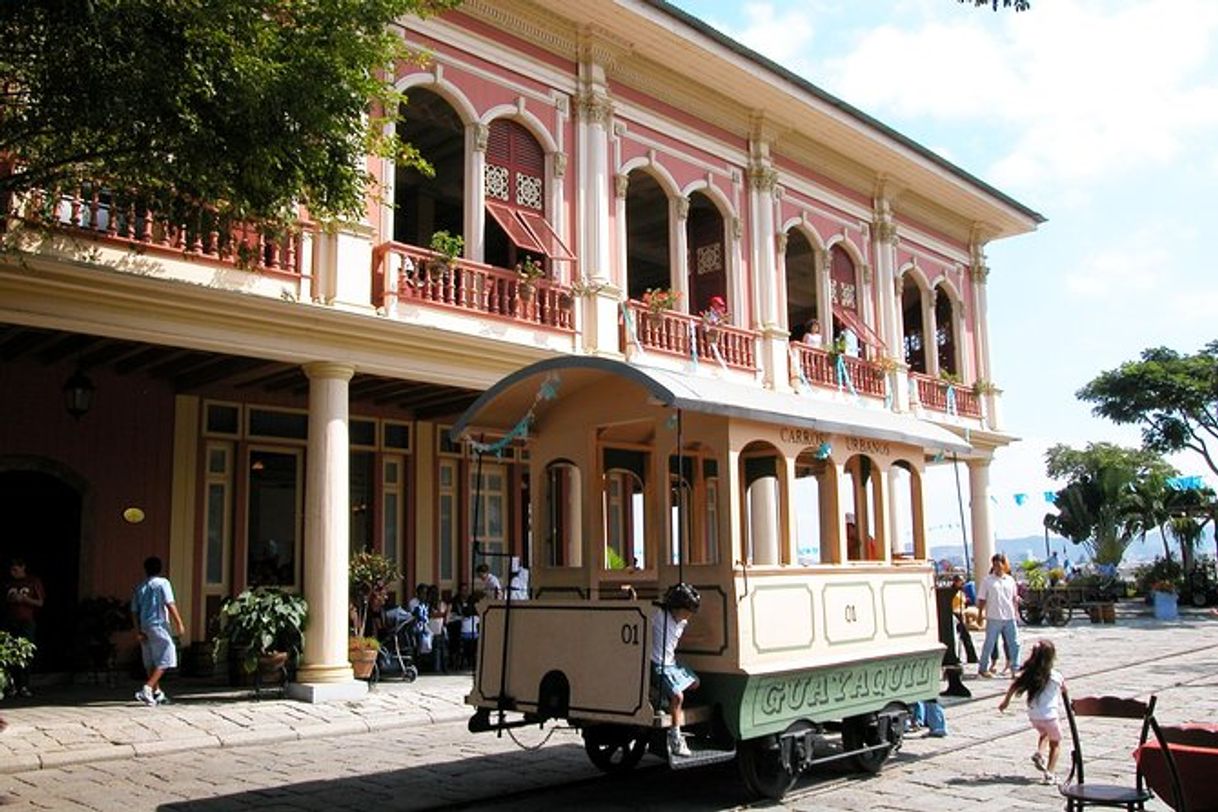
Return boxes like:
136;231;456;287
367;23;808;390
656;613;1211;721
0;631;36;695
214;587;308;673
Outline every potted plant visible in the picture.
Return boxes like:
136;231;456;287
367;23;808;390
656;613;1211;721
641;286;680;315
972;379;1000;396
427;231;464;280
515;255;545;301
213;587;308;678
74;596;133;675
1150;580;1179;621
0;631;36;698
349;551;399;679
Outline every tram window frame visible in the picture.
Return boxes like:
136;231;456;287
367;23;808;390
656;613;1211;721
601;445;648;573
544;460;582;569
667;450;721;565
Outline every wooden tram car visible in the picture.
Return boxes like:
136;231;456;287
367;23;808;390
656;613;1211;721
452;357;969;799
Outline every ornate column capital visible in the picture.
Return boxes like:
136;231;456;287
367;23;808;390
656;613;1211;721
747;163;778;192
775;231;788;254
614;173;629;199
472;123;489;153
574;91;613;125
553;153;568;179
675;196;690;221
873;197;898;244
731;216;743;241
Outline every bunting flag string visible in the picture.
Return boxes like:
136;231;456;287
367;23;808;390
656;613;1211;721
945;384;958;417
468;372;561;458
884;375;893;410
1167;475;1205;491
1044;491;1057;504
687;321;698;373
707;337;728;370
834;354;858;398
620;302;645;356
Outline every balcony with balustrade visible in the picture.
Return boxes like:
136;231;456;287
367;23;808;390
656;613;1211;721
910;372;983;418
8;185;312;285
620;301;757;371
788;343;889;400
373;241;575;333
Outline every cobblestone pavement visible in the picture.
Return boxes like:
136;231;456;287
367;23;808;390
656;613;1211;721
0;606;1214;811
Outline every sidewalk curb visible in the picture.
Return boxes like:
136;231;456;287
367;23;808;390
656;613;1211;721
0;708;472;774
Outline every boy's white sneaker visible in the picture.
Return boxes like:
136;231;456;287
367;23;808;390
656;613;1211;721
668;729;692;757
153;689;168;705
135;685;156;706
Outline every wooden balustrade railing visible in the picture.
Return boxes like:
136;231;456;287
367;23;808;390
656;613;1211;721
910;372;983;417
374;241;574;331
622;301;756;370
16;185;308;278
789;344;887;398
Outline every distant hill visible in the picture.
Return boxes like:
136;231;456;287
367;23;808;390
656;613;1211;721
930;527;1215;570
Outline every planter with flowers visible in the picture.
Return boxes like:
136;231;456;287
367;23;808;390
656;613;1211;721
1151;580;1179;621
515;255;545;302
427;231;464;281
349;551;399;679
640;287;679;327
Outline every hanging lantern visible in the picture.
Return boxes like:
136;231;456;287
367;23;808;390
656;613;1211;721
63;368;95;419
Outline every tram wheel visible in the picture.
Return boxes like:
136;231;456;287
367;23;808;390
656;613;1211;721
738;733;800;800
841;712;891;775
583;727;649;773
1043;592;1072;626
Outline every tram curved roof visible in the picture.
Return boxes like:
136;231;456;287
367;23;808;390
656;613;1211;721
451;356;971;455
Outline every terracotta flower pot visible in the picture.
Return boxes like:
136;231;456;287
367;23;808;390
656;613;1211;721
349;647;378;679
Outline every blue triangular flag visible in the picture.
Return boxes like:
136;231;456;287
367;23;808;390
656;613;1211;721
1014;493;1027;506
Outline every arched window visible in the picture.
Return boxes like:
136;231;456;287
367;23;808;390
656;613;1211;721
784;229;817;342
483;119;574;272
625;170;670;301
740;441;785;566
686;191;726;315
829;244;883;358
902;275;927;373
935;287;958;376
393;88;464;247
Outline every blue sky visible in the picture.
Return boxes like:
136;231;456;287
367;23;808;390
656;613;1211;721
673;0;1218;542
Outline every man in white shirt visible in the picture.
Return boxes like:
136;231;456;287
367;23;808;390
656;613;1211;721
976;553;1020;678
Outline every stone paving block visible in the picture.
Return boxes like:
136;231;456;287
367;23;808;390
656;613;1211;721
38;745;136;770
131;735;222;757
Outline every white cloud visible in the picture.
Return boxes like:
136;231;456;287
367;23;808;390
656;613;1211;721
1064;242;1166;297
821;0;1218;191
732;3;818;71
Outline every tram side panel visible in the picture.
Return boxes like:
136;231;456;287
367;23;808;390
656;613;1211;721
694;566;943;741
469;601;656;727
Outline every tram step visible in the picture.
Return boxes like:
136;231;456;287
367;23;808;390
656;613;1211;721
667;739;737;771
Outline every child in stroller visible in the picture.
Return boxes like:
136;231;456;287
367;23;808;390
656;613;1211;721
375;604;421;683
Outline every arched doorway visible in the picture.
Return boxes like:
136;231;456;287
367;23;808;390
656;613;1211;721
0;469;82;673
393;87;466;246
686;191;726;315
625;169;671;300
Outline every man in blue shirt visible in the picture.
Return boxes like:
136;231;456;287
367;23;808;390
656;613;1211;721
131;557;185;706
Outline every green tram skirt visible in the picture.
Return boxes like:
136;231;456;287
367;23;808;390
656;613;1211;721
697;648;942;741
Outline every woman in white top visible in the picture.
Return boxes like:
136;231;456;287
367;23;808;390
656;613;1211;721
998;640;1065;784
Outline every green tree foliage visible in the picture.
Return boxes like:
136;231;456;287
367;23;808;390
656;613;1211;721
1043;442;1175;566
1078;341;1218;478
0;0;460;228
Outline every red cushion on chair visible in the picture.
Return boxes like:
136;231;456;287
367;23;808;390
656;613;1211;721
1135;739;1218;811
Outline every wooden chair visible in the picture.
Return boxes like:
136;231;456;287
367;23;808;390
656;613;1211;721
1060;692;1186;811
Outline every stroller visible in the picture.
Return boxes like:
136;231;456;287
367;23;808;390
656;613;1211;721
373;606;419;683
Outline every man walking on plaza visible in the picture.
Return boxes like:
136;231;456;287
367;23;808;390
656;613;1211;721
131;556;185;706
977;553;1020;678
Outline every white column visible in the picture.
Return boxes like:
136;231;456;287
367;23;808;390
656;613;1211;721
923;289;939;377
466;122;487;262
815;247;833;349
968;457;994;582
748;477;780;566
673;196;690;303
289;361;366;702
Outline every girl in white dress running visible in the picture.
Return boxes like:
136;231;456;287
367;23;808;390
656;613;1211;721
998;639;1065;784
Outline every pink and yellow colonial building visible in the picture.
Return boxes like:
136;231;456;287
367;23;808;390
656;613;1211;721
0;1;1041;698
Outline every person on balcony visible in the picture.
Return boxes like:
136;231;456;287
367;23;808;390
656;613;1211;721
802;319;822;348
